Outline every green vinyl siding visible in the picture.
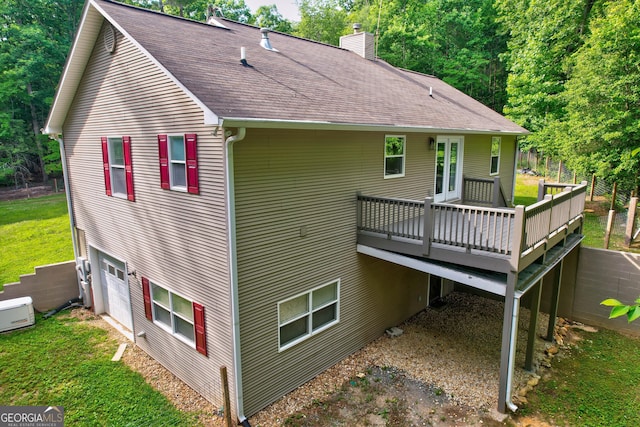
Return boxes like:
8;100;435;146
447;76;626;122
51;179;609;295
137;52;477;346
62;22;234;412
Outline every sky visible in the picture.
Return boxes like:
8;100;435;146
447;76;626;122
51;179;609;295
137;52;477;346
243;0;301;21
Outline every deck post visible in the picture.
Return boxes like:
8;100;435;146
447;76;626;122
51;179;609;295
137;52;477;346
546;261;564;341
509;206;525;272
537;179;545;202
525;279;543;371
422;197;433;256
492;176;501;208
498;272;519;413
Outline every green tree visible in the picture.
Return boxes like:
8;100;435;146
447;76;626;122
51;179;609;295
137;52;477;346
496;0;601;155
255;4;293;33
0;0;83;185
295;0;349;45
560;0;640;192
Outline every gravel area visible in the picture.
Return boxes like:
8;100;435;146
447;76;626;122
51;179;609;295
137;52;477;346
72;291;556;426
251;291;549;426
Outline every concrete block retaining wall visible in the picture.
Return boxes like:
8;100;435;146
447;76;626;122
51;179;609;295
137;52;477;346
0;261;78;312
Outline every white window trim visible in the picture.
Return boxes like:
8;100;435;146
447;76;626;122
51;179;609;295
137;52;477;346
108;136;126;198
168;134;187;192
150;281;196;348
490;136;501;176
278;279;340;352
384;135;406;179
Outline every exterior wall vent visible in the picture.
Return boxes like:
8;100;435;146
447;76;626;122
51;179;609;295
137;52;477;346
339;26;375;60
103;24;116;54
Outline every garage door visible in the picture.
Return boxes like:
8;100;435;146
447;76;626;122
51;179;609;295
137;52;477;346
99;254;132;330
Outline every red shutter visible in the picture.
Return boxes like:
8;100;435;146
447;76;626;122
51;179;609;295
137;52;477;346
158;135;170;189
101;137;112;196
193;302;207;356
185;133;199;194
123;136;135;201
142;277;153;321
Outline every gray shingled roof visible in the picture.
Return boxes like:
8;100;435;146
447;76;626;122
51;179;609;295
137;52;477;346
93;0;527;134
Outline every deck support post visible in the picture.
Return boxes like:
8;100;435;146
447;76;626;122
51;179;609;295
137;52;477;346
492;176;501;207
546;261;564;341
525;279;543;371
498;272;519;413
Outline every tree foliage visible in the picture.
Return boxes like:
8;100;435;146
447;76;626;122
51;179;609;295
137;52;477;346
601;297;640;323
0;0;83;187
561;0;640;191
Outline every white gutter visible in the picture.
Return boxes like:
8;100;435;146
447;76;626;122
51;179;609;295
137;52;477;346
224;128;249;425
220;117;529;136
54;136;81;295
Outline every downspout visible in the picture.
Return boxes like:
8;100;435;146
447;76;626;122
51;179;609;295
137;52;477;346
54;135;82;298
505;295;520;413
224;127;250;426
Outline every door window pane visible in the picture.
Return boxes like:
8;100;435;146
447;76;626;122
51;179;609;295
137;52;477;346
448;143;458;192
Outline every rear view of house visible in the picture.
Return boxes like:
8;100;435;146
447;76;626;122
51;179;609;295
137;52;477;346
46;0;584;423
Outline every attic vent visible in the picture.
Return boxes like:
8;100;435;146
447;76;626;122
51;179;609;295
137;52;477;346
103;24;116;54
260;28;278;52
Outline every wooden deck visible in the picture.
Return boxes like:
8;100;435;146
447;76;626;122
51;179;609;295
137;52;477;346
357;182;587;274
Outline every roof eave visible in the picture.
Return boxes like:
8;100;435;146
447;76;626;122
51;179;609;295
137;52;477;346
220;117;529;135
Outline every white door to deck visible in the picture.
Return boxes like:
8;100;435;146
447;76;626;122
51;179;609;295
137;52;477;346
434;136;463;202
99;253;133;330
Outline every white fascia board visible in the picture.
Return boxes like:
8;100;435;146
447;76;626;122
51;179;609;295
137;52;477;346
357;244;507;296
220;117;529;135
90;1;220;126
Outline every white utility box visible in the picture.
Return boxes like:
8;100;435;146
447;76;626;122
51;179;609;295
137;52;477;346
0;296;35;333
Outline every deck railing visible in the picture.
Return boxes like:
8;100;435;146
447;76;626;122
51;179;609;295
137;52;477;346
357;181;587;272
429;202;515;254
462;176;508;207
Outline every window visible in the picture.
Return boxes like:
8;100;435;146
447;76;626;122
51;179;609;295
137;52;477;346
384;135;405;178
278;280;340;351
158;134;199;194
141;277;207;355
490;136;501;175
101;136;135;201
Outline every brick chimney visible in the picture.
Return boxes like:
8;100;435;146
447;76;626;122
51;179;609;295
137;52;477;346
339;23;375;60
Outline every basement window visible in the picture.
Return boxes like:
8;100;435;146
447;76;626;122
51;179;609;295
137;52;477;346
384;135;406;178
278;279;340;351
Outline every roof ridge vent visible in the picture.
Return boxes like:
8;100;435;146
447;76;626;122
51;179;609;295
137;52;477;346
206;5;228;28
260;28;279;52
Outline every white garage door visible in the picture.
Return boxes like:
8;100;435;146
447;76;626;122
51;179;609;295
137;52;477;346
99;254;132;330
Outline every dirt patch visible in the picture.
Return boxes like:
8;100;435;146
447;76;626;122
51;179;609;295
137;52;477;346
280;366;508;427
0;185;59;201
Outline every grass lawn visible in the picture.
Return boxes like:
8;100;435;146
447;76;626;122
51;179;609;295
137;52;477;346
520;328;640;426
0;193;74;287
0;314;198;427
